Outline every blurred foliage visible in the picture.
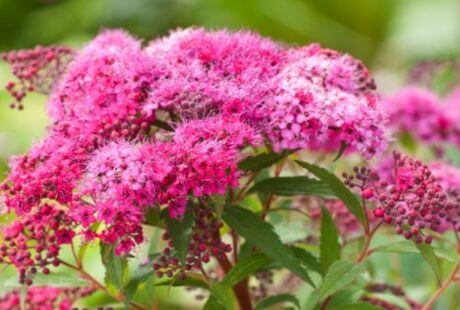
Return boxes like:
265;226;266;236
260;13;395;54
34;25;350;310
0;0;459;309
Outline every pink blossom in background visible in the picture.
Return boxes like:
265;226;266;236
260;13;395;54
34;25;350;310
0;287;93;310
383;86;455;146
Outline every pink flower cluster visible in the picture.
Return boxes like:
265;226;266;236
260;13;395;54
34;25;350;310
345;152;453;242
383;86;460;146
1;45;74;109
265;45;387;158
0;27;387;276
0;286;93;310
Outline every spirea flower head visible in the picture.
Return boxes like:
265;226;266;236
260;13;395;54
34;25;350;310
1;27;388;267
3;133;88;215
264;44;388;158
0;286;93;310
77;140;171;254
159;116;260;218
1;45;74;110
345;152;451;243
48;30;156;142
144;28;284;120
383;86;453;145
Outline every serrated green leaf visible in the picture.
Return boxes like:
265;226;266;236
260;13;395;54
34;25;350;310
100;243;128;293
248;176;335;197
295;160;366;225
222;253;273;287
320;206;340;273
163;208;194;267
238;150;292;172
415;242;442;284
222;205;315;287
255;293;300;310
203;282;235;310
318;261;366;301
155;272;209;289
291;247;323;275
372;240;457;263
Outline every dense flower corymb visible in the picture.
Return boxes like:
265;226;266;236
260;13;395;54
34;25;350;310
264;44;388;158
0;27;388;276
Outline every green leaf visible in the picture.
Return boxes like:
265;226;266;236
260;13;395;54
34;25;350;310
291;247;323;275
248;176;335;197
415;242;442;284
163;208;194;267
332;141;347;162
222;253;273;287
100;243;128;292
124;260;156;303
372;240;456;263
320;207;340;273
255;293;300;310
318;261;366;301
152;119;174;131
295;160;366;225
238;150;292;172
222;205;315;287
331;303;383;310
203;282;235;310
144;208;165;228
32;271;88;287
155;272;209;289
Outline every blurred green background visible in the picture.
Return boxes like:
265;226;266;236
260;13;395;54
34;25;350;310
0;0;459;309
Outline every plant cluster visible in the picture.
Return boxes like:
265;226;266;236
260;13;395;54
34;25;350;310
0;28;458;309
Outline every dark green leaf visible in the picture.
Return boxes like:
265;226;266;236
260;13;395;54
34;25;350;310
155;272;209;289
255;293;300;310
222;253;273;287
415;242;442;284
144;208;165;228
222;205;315;287
291;247;323;275
295;160;366;225
332;141;347;162
318;261;366;301
163;208;194;267
320;206;340;273
152;119;174;131
203;282;235;310
248;176;335;197
332;303;383;310
100;243;128;292
238;150;292;172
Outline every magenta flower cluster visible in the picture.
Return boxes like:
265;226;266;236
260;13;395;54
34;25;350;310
384;86;460;146
0;28;387;279
0;286;93;310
